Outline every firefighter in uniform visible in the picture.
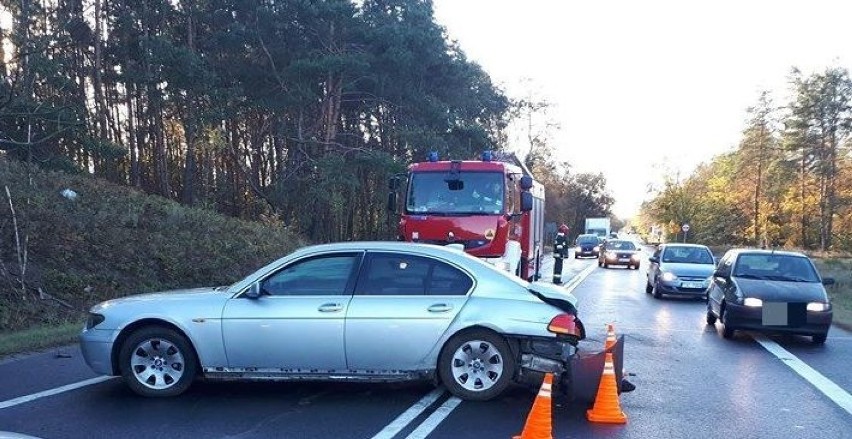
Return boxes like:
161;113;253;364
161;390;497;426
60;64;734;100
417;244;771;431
553;224;570;284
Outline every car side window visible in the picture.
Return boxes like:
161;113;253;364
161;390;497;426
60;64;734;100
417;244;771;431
261;253;360;296
357;253;473;296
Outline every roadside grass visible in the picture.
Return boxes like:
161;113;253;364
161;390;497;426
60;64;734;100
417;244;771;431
813;258;852;330
0;321;83;358
0;157;308;345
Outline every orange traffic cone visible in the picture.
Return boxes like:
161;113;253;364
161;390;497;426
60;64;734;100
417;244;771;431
586;352;627;424
604;324;617;352
513;373;553;439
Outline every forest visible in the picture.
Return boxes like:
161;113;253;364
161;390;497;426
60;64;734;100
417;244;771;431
0;0;614;244
639;67;852;252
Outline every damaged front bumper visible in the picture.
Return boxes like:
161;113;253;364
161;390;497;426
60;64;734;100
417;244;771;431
517;335;631;403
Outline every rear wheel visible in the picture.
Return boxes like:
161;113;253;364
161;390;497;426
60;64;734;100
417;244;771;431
119;326;197;397
438;329;515;401
812;334;827;345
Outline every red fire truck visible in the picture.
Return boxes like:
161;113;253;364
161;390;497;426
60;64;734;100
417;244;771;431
387;151;545;281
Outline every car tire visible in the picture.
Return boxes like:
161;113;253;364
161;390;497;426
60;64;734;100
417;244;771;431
634;263;640;270
438;329;515;401
119;326;198;397
720;306;735;339
812;334;827;345
706;308;717;325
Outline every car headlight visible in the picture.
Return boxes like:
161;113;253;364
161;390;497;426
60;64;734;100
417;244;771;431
605;251;616;258
86;313;105;329
807;302;830;312
743;298;763;307
631;254;640;260
661;272;677;282
593;246;600;252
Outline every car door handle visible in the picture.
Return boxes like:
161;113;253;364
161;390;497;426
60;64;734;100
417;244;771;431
428;304;453;313
318;303;344;313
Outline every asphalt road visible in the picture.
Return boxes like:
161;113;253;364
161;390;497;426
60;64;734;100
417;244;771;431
1;252;850;438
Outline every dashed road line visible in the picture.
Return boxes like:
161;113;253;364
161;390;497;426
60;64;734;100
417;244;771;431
753;334;852;416
403;397;463;439
369;388;445;439
0;376;115;410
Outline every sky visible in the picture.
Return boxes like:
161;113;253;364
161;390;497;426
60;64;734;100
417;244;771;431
432;0;852;218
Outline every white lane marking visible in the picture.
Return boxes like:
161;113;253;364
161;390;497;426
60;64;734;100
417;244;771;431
404;396;463;439
562;262;598;294
0;376;115;410
370;388;445;439
753;334;852;416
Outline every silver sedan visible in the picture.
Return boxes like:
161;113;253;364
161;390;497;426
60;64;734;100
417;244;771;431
80;242;587;401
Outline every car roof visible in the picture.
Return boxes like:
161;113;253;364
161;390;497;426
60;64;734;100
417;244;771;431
728;248;808;258
661;243;710;249
289;241;481;264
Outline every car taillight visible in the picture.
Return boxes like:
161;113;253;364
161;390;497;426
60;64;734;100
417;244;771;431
548;313;579;336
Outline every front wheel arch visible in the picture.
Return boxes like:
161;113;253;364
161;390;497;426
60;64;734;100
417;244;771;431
111;319;201;376
436;327;517;401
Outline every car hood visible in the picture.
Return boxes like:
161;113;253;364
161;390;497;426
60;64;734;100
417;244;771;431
660;262;715;278
734;278;828;302
91;287;230;312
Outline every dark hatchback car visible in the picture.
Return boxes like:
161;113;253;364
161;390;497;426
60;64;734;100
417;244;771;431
598;240;642;269
706;249;834;344
574;234;601;259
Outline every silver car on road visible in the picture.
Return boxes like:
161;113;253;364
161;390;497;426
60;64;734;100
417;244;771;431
80;242;588;401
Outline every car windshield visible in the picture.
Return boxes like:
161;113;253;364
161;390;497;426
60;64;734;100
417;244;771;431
733;254;820;282
662;246;714;264
406;171;504;215
577;235;598;245
606;240;636;250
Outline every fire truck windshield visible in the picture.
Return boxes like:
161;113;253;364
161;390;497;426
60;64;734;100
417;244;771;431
406;171;505;215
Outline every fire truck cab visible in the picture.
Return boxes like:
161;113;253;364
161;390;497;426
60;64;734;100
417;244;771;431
388;151;545;281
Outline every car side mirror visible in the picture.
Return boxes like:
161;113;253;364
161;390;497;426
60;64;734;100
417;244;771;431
822;277;835;286
649;256;659;263
520;191;533;212
245;282;263;299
